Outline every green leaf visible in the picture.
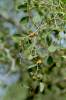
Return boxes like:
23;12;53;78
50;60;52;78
47;56;53;65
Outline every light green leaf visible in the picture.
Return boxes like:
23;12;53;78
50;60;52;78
62;56;66;59
39;82;45;93
48;45;57;52
32;10;42;24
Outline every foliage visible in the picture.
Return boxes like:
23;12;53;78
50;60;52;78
0;0;66;100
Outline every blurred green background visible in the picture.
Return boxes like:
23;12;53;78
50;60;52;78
0;0;66;100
